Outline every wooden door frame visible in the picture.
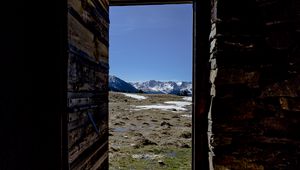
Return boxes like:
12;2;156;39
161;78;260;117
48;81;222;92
109;0;212;169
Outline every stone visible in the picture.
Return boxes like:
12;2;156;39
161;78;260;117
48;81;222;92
279;97;289;110
180;132;192;139
158;160;166;166
110;147;120;152
160;121;173;127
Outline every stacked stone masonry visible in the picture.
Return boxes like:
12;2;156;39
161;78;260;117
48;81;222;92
211;0;300;169
208;0;218;169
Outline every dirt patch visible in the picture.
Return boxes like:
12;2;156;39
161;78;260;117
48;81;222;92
109;92;192;169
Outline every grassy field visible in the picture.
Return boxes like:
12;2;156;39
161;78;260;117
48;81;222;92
108;92;192;170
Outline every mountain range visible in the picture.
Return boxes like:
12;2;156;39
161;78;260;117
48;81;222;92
109;75;192;96
109;75;138;93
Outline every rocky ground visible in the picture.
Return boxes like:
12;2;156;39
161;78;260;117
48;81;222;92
108;92;192;170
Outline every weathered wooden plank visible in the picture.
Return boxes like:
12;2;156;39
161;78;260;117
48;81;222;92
68;91;107;98
68;45;109;70
98;40;109;65
68;126;83;147
68;104;107;128
69;125;108;164
73;142;108;170
68;0;109;43
98;0;109;13
69;131;99;162
68;124;93;148
68;53;108;92
68;113;89;131
68;0;109;22
68;97;93;108
90;151;108;170
68;96;108;109
69;111;85;123
68;108;107;141
68;112;107;148
68;123;107;151
67;0;109;168
68;14;96;62
96;71;109;91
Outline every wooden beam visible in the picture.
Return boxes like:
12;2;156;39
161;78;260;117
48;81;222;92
110;0;192;6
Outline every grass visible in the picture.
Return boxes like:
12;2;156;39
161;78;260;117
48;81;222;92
109;145;192;170
109;92;192;170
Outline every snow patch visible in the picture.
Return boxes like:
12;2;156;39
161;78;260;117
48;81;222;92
182;97;192;101
135;100;191;111
132;154;164;160
164;101;192;107
136;104;187;111
122;93;147;100
181;114;192;118
176;81;183;86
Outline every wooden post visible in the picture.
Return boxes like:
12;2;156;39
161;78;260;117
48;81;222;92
192;0;211;169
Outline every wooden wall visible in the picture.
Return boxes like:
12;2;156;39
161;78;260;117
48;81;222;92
67;0;109;169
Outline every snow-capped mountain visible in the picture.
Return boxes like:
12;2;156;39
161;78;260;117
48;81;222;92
109;75;192;95
109;75;138;93
131;80;192;96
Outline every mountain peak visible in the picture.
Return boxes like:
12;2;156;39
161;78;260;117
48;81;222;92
131;79;192;96
109;75;138;93
109;75;192;96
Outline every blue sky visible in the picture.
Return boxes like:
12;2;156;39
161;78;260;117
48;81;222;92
109;4;193;82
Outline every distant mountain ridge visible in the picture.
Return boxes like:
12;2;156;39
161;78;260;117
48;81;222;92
131;80;192;96
109;75;192;96
109;75;138;93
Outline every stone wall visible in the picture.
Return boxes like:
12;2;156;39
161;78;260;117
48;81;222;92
211;0;300;169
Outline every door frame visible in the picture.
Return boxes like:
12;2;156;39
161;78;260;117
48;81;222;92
109;0;212;169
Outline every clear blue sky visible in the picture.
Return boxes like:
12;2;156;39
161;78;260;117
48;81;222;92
109;4;193;82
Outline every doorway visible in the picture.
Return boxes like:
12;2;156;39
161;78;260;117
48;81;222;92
108;4;193;169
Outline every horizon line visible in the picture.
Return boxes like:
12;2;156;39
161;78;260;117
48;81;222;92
110;74;191;82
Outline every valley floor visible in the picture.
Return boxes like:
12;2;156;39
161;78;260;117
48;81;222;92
109;92;192;170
